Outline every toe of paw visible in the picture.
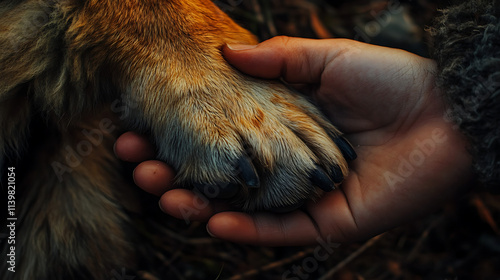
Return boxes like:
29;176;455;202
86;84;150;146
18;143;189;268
333;135;357;161
236;155;260;188
309;166;336;192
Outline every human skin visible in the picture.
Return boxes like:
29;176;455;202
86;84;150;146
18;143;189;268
114;37;473;246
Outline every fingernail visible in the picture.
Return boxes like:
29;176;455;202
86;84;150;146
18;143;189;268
158;200;165;212
132;168;137;185
226;44;257;51
206;224;216;237
112;142;118;157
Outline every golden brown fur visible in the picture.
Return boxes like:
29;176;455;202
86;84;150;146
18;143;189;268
0;0;351;278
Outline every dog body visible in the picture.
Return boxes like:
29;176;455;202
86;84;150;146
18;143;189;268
0;0;352;278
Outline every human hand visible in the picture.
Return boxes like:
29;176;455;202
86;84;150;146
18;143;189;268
115;37;472;245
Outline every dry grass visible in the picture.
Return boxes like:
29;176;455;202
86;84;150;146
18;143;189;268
133;1;500;279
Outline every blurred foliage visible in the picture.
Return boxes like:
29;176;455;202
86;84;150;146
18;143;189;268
134;1;500;279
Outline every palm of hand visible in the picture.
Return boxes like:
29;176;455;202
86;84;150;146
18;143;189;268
304;41;471;242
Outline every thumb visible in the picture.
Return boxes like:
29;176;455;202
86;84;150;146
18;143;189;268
223;36;341;84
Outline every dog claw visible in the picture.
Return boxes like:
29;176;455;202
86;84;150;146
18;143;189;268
309;167;335;192
237;156;260;188
194;182;239;199
331;165;344;183
334;136;357;161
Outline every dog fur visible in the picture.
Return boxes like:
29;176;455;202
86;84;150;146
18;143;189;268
0;0;352;278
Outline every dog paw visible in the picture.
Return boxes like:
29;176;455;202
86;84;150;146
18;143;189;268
148;74;356;212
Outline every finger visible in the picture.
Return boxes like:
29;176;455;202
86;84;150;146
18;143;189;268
307;187;363;242
193;182;240;199
307;173;399;243
206;211;321;246
159;189;217;221
223;36;347;84
133;160;175;196
206;182;367;246
114;131;155;162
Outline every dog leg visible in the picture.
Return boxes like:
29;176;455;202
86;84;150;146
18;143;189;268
65;0;354;211
1;113;138;280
